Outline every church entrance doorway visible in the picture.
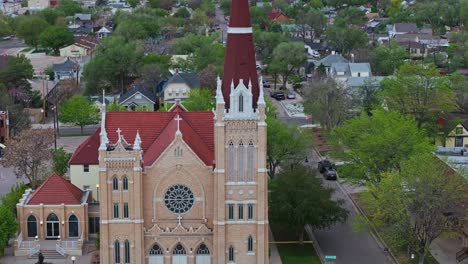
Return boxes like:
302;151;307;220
195;244;210;264
46;213;60;239
149;244;164;264
172;244;187;264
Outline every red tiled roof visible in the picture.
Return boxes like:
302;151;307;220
27;173;84;205
69;110;215;166
267;9;290;21
223;0;259;109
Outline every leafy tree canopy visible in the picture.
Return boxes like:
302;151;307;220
270;42;307;87
39;25;74;54
16;16;48;48
370;41;407;76
182;88;214;111
269;164;348;244
52;147;72;176
59;95;99;134
56;0;83;16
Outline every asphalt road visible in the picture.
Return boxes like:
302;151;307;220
0;38;26;55
306;144;393;264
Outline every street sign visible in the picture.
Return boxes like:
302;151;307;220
325;255;337;260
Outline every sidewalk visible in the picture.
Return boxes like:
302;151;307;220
269;228;282;264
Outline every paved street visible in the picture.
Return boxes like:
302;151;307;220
0;38;26;55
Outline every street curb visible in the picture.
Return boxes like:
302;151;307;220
312;147;400;264
305;225;325;264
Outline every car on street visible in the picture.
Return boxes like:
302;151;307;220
287;92;296;99
323;169;337;180
318;159;336;173
270;91;285;100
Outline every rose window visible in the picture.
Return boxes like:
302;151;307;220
164;185;195;214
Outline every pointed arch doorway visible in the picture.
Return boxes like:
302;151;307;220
149;244;164;264
195;243;210;264
172;243;187;264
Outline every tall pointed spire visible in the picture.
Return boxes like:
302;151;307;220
221;0;259;110
134;131;141;150
216;75;225;104
99;89;108;150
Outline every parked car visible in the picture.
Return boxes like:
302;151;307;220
263;83;271;88
323;169;337;180
318;159;336;173
270;91;285;100
287;92;296;99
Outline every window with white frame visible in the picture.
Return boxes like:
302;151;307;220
248;142;254;181
228;246;235;262
238;204;244;220
247;236;254;252
247;204;254;220
123;202;129;218
228;142;234;181
113;203;119;218
228;204;234;220
238;142;244;181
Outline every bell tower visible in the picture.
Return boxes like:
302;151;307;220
213;0;269;262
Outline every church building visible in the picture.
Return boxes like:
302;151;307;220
15;0;269;263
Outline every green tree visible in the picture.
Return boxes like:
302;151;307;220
127;0;139;8
173;34;224;71
182;88;214;111
1;184;27;214
106;100;127;111
0;13;13;37
59;95;99;134
83;37;143;94
370;41;407;76
39;26;74;54
336;6;367;27
200;0;215;17
174;7;191;18
365;153;467;264
326;25;368;55
447;32;468;69
114;20;147;42
331;110;433;185
51;147;72;176
250;6;269;30
270;42;307;88
461;0;468;27
253;30;288;61
303;78;351;130
381;63;456;130
220;0;230;15
39;8;65;25
187;9;212;35
269;164;348;244
16;16;48;48
0;205;18;257
266;102;311;178
56;0;83;16
0;85;31;136
449;73;468;112
0;54;33;90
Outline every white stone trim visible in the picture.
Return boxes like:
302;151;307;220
257;168;268;173
225;182;257;186
133;167;142;171
227;27;253;34
101;219;144;224
214;169;225;173
224;220;268;225
225;200;257;204
246;252;256;256
99;167;107;172
104;157;136;162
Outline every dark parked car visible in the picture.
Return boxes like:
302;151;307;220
270;91;285;100
263;83;271;88
318;159;335;173
323;169;337;180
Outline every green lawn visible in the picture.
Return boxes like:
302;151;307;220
271;224;321;264
277;243;321;264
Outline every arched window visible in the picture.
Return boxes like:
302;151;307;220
122;177;128;191
228;142;234;182
68;214;78;237
114;240;121;263
27;215;37;237
149;244;163;255
248;142;254;182
247;236;254;252
112;176;118;191
239;94;244;112
173;243;186;255
124;240;130;263
46;213;59;238
196;243;210;255
238;142;244;181
228;246;235;262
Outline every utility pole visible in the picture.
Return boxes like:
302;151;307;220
42;76;46;124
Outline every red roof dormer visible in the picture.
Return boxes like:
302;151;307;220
222;0;259;110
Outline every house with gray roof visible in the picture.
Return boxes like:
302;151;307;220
53;58;79;81
314;52;349;74
388;23;419;37
162;72;201;103
119;85;157;111
330;62;371;78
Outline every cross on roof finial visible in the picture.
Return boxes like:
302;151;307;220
116;128;122;142
175;115;182;136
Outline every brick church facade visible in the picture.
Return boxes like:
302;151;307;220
15;1;269;263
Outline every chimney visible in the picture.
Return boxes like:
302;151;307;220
221;0;259;110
